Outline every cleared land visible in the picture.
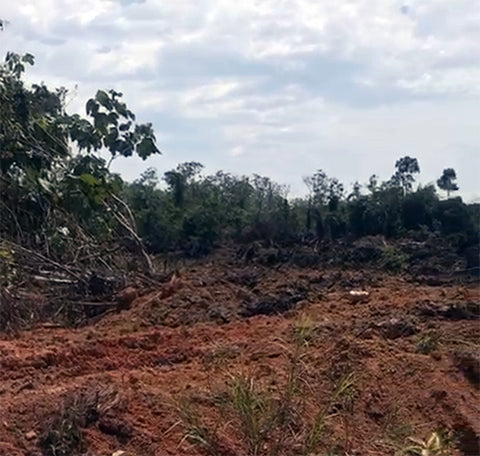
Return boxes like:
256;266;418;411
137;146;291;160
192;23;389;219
0;255;479;456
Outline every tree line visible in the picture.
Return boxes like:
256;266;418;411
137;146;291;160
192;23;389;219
125;158;477;255
1;53;478;272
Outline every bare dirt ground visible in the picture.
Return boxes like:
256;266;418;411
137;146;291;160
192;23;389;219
1;257;479;456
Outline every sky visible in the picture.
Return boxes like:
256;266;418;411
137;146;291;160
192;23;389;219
1;0;479;200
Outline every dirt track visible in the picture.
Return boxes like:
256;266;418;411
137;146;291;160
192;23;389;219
1;262;479;455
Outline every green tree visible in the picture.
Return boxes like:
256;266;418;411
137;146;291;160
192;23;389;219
391;156;420;195
436;168;459;197
367;174;379;194
0;52;160;271
164;162;204;207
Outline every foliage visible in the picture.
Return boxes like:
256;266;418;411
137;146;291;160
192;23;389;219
178;398;223;456
402;431;453;456
1;51;478;285
401;186;436;231
0;52;160;270
179;319;360;456
0;242;15;287
0;289;38;333
416;332;440;355
437;168;459;197
381;245;408;273
229;375;275;455
39;386;122;456
391;156;420;195
123;156;478;258
434;197;472;236
39;395;91;456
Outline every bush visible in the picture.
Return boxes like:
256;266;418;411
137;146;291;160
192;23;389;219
381;245;408;273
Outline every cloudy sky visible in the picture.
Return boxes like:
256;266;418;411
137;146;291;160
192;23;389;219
1;0;479;199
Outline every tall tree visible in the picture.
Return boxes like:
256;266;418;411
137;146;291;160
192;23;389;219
164;162;204;207
437;168;459;197
391;156;420;195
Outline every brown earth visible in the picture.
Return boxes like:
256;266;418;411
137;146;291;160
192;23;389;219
0;257;479;456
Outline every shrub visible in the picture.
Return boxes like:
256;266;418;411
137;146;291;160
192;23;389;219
415;332;440;355
382;245;408;273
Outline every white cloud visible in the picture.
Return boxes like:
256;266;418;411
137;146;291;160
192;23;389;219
4;0;479;93
0;0;478;200
230;145;245;157
89;39;164;75
396;68;480;95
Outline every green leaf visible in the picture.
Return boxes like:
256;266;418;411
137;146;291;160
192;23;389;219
114;140;133;157
22;53;35;65
93;112;109;132
86;99;98;116
136;137;159;159
79;173;100;187
96;90;112;109
119;122;131;132
113;100;128;118
108;112;119;125
38;178;53;194
104;128;119;149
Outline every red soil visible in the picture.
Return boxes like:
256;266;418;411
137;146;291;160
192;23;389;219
0;261;478;455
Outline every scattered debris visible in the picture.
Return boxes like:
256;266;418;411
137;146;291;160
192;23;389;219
116;287;139;310
417;301;480;320
98;417;133;440
25;430;37;441
0;255;478;456
347;290;370;303
240;291;307;317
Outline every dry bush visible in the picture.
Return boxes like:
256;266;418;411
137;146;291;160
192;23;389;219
39;385;124;456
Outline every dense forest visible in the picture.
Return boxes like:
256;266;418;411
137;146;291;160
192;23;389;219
1;53;478;267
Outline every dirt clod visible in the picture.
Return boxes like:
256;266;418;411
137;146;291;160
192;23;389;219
25;431;37;441
98;417;133;440
116;287;139;310
240;291;307;317
453;348;480;387
417;301;480;320
377;317;419;339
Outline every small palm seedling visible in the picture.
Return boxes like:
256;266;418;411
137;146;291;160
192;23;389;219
39;385;124;456
40;399;87;456
403;431;452;456
415;332;440;355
